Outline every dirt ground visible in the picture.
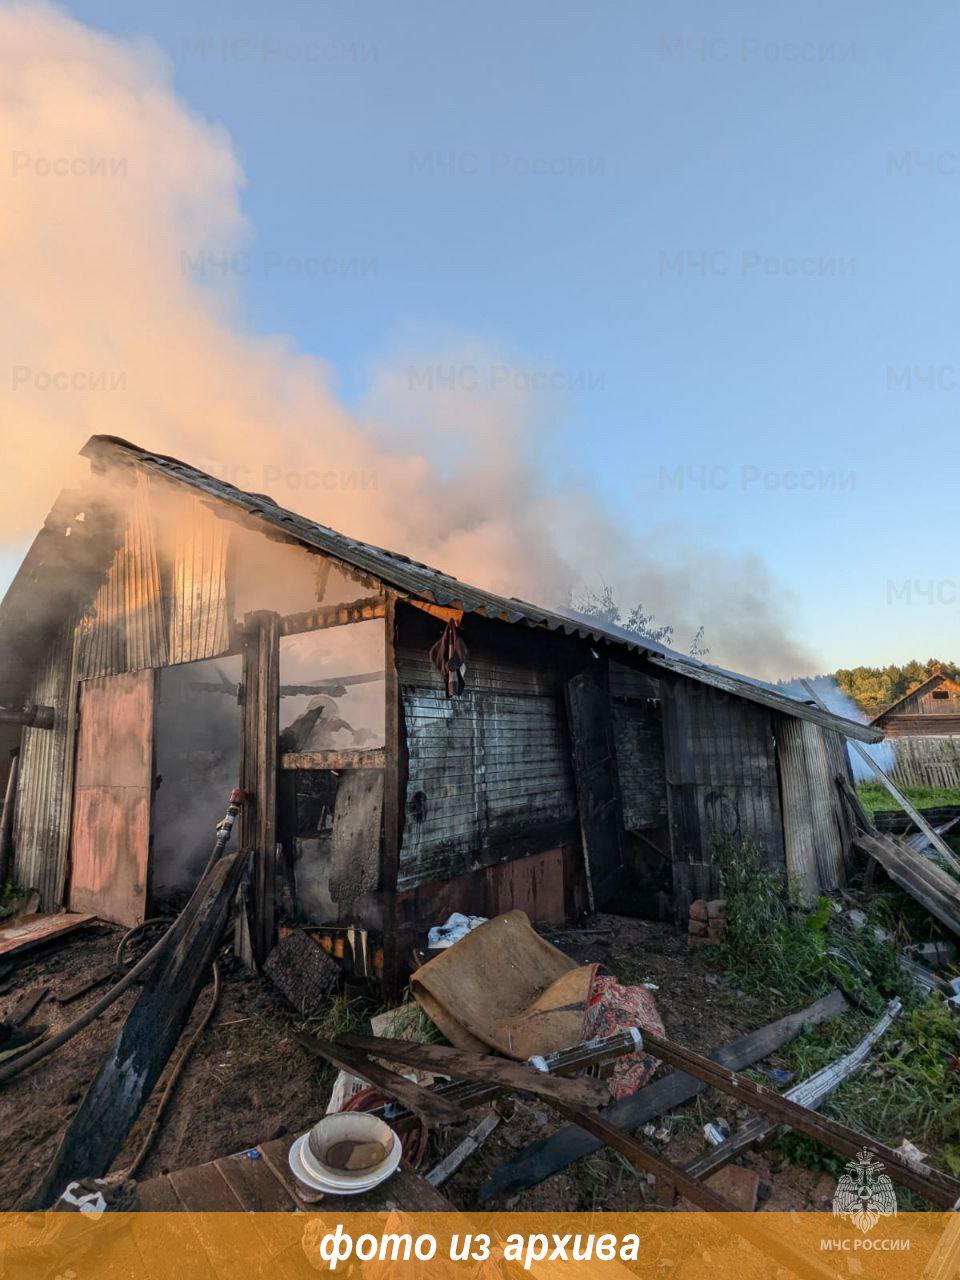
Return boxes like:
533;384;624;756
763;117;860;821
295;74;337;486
0;913;840;1211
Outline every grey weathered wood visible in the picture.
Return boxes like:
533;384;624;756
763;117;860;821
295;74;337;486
29;851;246;1208
855;832;960;935
647;653;883;743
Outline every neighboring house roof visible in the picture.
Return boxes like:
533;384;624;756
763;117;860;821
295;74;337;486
870;672;960;725
0;434;882;744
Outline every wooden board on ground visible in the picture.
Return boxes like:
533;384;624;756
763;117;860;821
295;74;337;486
0;912;97;959
137;1135;456;1213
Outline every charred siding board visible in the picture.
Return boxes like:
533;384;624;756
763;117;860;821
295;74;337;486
12;621;75;907
609;664;666;831
396;608;579;891
399;688;576;888
660;676;784;916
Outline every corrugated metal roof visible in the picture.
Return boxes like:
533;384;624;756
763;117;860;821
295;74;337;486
2;433;881;744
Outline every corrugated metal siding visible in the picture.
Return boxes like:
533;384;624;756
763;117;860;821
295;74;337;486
168;496;231;663
396;610;578;890
78;473;168;678
78;477;232;678
12;621;75;907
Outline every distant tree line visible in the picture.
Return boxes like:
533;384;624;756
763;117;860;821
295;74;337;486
833;659;959;719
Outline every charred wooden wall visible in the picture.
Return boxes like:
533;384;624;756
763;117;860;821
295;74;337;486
660;675;785;917
394;606;584;894
609;663;667;831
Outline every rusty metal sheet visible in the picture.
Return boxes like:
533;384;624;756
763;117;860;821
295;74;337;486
0;911;97;959
68;670;154;926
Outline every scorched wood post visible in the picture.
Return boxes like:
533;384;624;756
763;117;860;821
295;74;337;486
239;610;280;966
381;592;404;1000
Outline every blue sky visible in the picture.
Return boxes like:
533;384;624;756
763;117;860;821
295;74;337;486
4;0;958;671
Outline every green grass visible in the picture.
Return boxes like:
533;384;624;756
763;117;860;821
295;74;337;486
712;839;916;1010
856;782;960;818
711;839;960;1191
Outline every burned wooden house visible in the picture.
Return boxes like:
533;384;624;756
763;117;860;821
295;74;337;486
870;672;960;789
0;436;882;991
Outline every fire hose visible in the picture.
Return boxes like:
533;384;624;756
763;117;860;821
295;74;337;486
0;788;244;1086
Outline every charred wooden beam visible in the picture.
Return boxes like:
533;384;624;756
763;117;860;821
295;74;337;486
280;597;386;635
28;851;247;1208
480;988;847;1199
552;1103;840;1280
292;1032;470;1127
240;611;280;966
337;1034;610;1109
280;747;386;772
641;1026;960;1209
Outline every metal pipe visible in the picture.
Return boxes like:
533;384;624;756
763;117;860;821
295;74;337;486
0;746;21;884
0;706;55;729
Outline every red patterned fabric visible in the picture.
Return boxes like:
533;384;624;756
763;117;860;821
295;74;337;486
586;975;664;1100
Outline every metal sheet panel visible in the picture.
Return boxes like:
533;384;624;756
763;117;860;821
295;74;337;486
168;496;231;663
12;620;74;908
68;670;154;926
78;472;168;679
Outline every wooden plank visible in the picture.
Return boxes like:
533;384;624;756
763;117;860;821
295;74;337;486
280;596;387;635
281;747;385;771
480;988;848;1199
136;1172;183;1211
168;1161;244;1211
214;1150;296;1211
338;1034;610;1108
292;1031;471;1126
855;832;960;935
646;652;883;743
68;670;154;926
0;911;97;959
29;852;247;1208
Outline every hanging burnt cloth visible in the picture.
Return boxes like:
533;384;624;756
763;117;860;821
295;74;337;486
429;618;468;697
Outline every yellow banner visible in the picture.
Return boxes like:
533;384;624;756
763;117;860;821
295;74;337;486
1;1211;958;1280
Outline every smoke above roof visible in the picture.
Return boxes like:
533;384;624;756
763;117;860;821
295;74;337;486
0;3;819;680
